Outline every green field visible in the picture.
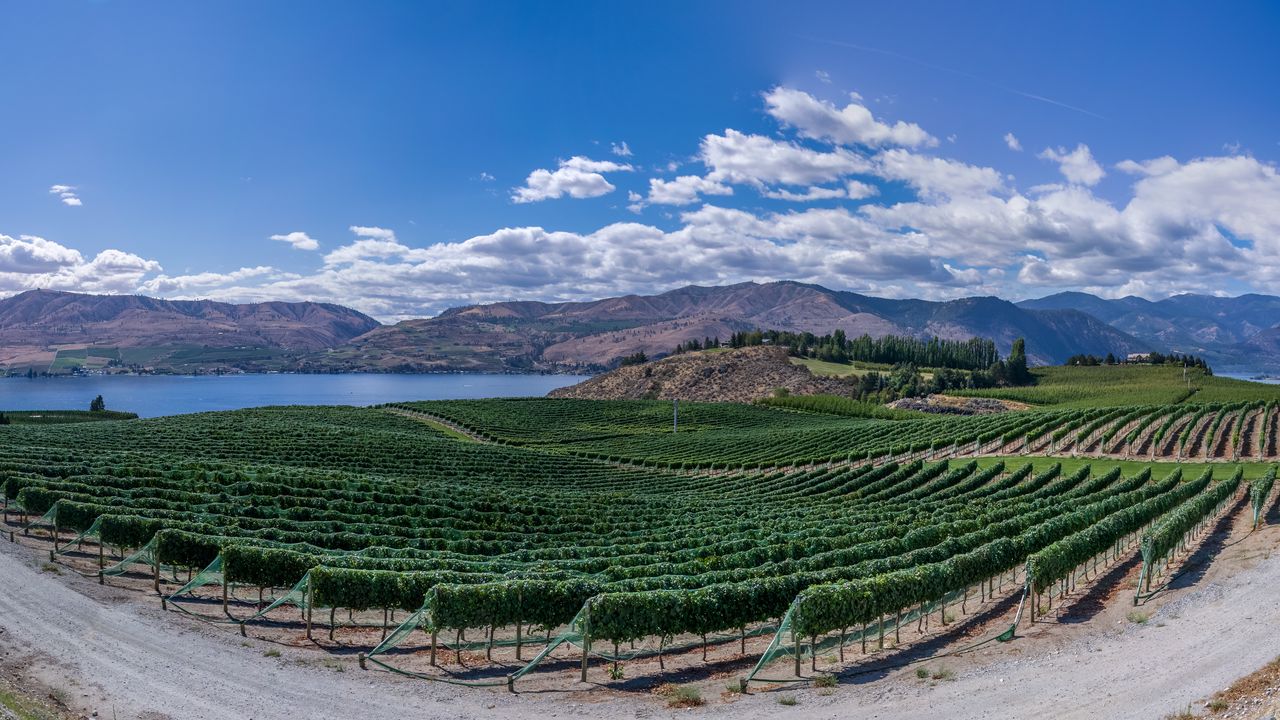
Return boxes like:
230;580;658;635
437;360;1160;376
0;409;137;425
2;382;1276;688
793;356;936;380
953;365;1280;408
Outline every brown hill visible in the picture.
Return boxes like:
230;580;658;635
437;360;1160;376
547;346;853;402
336;281;1145;372
0;289;380;371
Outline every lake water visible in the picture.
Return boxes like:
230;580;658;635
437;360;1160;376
0;373;590;418
1219;372;1280;385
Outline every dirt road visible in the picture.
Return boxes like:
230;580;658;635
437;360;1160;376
1;514;1277;720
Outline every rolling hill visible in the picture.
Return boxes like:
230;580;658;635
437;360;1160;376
1018;291;1280;372
323;281;1150;372
7;282;1277;375
0;289;380;373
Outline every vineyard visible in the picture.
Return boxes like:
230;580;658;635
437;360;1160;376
1;398;1276;694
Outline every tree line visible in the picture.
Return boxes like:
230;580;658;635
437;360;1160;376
1065;351;1212;373
691;330;1001;370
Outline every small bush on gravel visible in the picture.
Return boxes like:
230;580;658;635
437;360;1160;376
778;694;797;706
916;667;929;679
931;667;956;681
263;648;281;658
814;674;837;688
1127;611;1150;624
657;684;704;708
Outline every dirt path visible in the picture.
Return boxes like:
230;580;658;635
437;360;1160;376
2;513;1279;720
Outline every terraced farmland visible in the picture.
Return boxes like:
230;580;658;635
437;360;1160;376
2;399;1276;692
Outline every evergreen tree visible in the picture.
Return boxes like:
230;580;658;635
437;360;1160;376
90;395;106;412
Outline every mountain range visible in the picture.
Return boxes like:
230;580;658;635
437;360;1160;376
1;283;1276;374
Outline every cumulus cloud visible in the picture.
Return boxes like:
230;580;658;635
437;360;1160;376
1039;144;1105;186
762;180;879;202
10;86;1280;317
269;231;319;251
139;266;279;295
763;87;936;148
0;233;160;295
610;141;632;157
49;184;82;206
1004;133;1022;152
1115;156;1180;177
511;156;633;203
701;129;871;187
634;175;733;210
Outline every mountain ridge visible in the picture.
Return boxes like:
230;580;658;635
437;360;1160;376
3;282;1277;374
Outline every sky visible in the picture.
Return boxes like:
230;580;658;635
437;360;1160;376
2;1;1278;321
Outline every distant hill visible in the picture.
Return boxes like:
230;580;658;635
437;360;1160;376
328;281;1149;372
12;281;1277;375
1018;292;1280;371
0;289;380;373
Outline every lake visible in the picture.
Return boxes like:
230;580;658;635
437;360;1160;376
0;373;590;418
1219;372;1280;385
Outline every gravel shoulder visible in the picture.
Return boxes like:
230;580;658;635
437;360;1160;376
2;505;1278;720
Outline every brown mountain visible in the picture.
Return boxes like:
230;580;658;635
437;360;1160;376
0;289;380;372
329;281;1148;372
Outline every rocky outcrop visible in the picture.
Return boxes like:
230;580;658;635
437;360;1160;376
548;346;852;402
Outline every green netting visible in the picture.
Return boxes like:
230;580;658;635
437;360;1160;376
365;595;782;688
1135;492;1236;603
746;569;1030;685
54;516;102;555
164;555;250;624
101;536;158;578
365;599;510;687
240;571;313;625
747;583;969;684
20;505;57;535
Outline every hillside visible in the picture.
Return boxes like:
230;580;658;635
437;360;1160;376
1018;291;1280;371
332;281;1149;372
0;289;380;373
11;282;1280;375
547;345;852;402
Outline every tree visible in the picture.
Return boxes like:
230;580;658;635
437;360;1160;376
1104;353;1117;365
0;412;9;426
89;395;106;412
1007;338;1031;385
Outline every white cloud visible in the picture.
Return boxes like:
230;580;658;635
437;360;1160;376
875;149;1006;200
845;180;879;199
269;231;319;251
1003;132;1022;152
815;70;831;84
349;225;397;240
10;86;1280;317
0;233;160;295
1039;143;1105;186
763;86;936;148
1115;156;1179;177
139;266;279;295
511;156;633;203
762;180;879;202
49;184;82;206
639;175;733;208
701;129;871;187
610;141;632;157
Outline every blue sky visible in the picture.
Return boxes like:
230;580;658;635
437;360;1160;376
2;1;1278;320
